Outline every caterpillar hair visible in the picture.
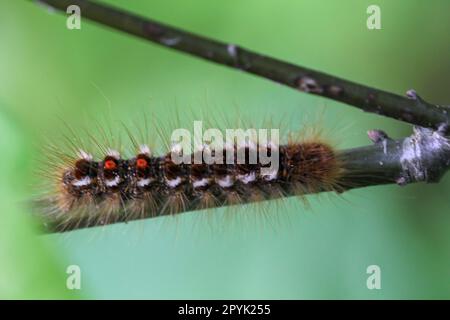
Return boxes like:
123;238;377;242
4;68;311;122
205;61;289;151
33;112;382;233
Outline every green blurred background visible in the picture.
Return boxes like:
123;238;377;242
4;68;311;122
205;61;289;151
0;0;449;299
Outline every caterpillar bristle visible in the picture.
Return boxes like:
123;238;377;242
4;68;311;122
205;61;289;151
33;112;349;233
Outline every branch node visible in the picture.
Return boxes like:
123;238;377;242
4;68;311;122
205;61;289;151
367;129;390;144
437;123;449;135
399;126;450;184
406;89;421;101
326;85;344;97
297;76;323;94
160;36;181;46
227;43;237;59
367;129;391;154
396;176;408;186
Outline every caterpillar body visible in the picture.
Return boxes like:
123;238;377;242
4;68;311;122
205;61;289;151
37;126;344;232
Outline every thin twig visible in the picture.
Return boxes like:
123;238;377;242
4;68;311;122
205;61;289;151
36;0;450;131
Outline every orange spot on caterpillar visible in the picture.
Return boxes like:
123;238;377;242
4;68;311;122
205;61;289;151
104;159;117;170
136;158;148;169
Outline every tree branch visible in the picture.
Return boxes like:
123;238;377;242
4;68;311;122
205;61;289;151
36;0;450;131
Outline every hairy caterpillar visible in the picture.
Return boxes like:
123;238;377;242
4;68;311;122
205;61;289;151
35;114;347;233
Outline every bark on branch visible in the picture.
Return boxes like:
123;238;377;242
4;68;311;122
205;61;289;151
36;0;450;130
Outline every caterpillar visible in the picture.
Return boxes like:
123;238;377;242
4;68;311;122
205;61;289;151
35;115;347;233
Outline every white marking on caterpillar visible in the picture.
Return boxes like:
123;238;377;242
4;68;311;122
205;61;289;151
192;178;210;188
105;176;120;187
77;149;93;161
237;172;256;184
166;177;182;188
263;168;278;181
139;144;152;156
106;148;120;159
72;176;91;187
137;178;153;187
216;175;234;188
